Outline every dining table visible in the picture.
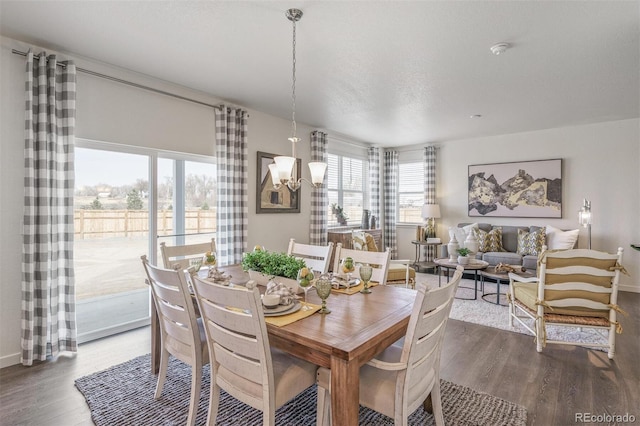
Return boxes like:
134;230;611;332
150;264;417;426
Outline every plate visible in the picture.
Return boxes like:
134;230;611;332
263;301;302;317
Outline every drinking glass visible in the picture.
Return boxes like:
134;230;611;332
359;264;373;294
340;257;355;282
297;268;315;310
315;276;332;314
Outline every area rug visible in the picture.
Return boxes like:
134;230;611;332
75;354;527;426
417;273;609;349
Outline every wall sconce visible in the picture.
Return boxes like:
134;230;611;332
578;198;592;249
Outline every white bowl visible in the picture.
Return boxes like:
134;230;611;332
262;294;280;308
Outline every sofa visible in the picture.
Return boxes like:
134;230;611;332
442;222;579;273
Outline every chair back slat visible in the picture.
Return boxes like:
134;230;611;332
333;245;391;283
160;239;216;269
198;294;256;336
287;239;334;274
213;341;263;382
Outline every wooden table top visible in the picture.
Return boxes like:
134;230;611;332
216;264;416;366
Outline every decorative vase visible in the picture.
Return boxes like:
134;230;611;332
361;210;370;230
447;235;459;262
464;231;479;256
458;255;470;265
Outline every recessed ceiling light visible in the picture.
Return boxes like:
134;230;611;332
470;114;482;119
490;42;510;55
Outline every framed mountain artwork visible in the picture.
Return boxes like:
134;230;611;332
468;159;562;218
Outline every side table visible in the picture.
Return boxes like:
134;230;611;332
411;240;441;273
480;266;535;306
433;258;488;300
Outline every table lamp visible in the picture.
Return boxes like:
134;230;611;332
421;204;441;239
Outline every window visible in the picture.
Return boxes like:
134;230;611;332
398;161;424;223
327;153;366;227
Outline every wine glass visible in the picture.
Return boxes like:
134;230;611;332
340;257;355;283
297;268;314;310
315;276;332;314
359;264;373;294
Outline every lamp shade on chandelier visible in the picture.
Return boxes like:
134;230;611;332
269;8;327;192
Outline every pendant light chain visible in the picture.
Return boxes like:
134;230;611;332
290;15;298;142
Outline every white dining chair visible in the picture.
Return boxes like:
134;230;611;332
191;276;318;426
316;266;464;426
332;243;391;284
160;238;216;270
141;255;208;426
287;238;334;274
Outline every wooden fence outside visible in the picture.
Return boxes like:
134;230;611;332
74;209;217;239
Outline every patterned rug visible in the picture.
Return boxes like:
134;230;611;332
417;273;610;349
75;354;527;426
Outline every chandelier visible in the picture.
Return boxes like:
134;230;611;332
269;8;327;192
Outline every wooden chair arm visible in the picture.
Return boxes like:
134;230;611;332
508;272;538;283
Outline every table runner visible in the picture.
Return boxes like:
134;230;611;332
265;303;321;327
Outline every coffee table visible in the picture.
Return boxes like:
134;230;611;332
433;258;488;300
481;266;535;306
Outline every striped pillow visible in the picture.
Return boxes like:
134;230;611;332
474;227;505;252
517;227;546;256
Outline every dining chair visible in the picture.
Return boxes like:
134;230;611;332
191;276;318;426
316;266;464;426
140;255;208;426
508;245;626;358
160;238;216;270
352;231;416;288
287;238;334;274
333;243;391;285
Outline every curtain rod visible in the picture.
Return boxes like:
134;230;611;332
12;48;226;111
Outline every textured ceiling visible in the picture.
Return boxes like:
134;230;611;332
1;1;638;146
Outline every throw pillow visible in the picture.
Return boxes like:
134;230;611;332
474;227;505;252
545;225;579;250
448;223;479;248
365;234;379;252
352;230;368;251
517;227;546;256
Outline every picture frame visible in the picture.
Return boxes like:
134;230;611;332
468;158;562;218
256;151;301;214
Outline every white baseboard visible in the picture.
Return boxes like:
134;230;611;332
620;284;640;294
0;352;21;369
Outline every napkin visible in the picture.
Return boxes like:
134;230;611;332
331;275;359;288
266;280;297;305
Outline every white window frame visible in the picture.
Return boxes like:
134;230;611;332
397;160;424;224
327;152;368;228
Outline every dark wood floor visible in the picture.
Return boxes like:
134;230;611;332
1;292;638;426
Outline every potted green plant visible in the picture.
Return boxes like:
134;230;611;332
241;248;306;292
456;247;471;265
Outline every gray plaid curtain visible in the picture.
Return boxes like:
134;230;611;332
368;147;380;223
383;150;398;258
424;146;436;204
215;106;248;265
309;131;328;245
22;52;77;366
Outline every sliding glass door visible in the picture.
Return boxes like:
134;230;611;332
74;141;215;343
